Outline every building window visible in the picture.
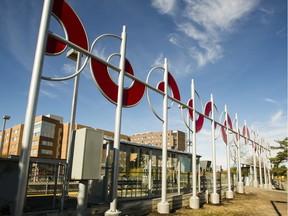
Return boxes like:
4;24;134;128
33;121;56;138
12;137;18;142
31;149;38;155
42;140;53;147
41;149;53;155
32;141;38;146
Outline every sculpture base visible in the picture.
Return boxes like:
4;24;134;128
157;202;170;214
210;192;220;204
105;210;121;216
226;190;234;199
237;182;244;194
253;180;259;188
189;196;200;209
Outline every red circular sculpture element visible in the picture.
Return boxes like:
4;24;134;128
46;0;89;55
242;125;250;144
90;58;146;107
156;72;181;102
221;114;233;144
187;100;215;132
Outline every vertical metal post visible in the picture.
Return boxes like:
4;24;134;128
189;79;199;209
67;51;82;176
104;141;111;202
225;105;233;199
263;154;268;189
258;142;263;188
70;53;90;216
77;180;89;216
157;58;170;214
235;113;244;193
52;164;59;209
177;156;181;195
105;26;127;216
197;158;201;193
267;146;272;190
187;113;191;153
252;127;258;187
148;150;152;196
62;51;82;210
210;94;219;204
14;1;54;215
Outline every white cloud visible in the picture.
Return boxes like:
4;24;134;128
276;27;287;38
152;53;164;67
183;0;259;31
264;98;279;105
152;0;259;67
62;63;75;74
271;110;283;124
151;0;177;15
40;89;57;99
252;109;287;145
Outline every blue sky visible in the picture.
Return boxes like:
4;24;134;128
0;0;287;167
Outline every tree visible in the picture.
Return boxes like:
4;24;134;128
269;137;288;177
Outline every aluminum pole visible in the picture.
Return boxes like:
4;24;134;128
235;113;244;193
14;1;53;215
263;153;268;189
267;146;272;190
177;156;181;195
189;79;199;209
252;126;258;187
105;26;127;216
210;94;219;204
67;51;82;177
258;141;263;188
148;150;152;196
225;105;233;199
60;51;82;210
157;58;169;214
187;112;191;153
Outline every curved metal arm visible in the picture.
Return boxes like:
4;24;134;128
146;66;164;122
179;105;193;133
41;33;121;81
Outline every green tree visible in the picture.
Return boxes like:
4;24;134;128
269;137;288;177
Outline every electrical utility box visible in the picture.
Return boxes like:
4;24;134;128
71;128;103;180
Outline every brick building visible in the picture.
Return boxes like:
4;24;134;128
130;130;186;151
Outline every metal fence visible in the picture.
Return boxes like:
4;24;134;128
0;156;239;215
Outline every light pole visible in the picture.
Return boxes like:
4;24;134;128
0;115;11;156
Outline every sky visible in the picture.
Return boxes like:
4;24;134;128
0;0;287;168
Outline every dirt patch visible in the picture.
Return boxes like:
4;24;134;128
148;187;287;216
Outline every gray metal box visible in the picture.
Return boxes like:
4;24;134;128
71;128;103;180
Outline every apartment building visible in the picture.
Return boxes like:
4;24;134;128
30;114;63;158
0;114;131;159
1;114;185;159
130;130;186;151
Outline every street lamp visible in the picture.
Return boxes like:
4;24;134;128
0;115;11;156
